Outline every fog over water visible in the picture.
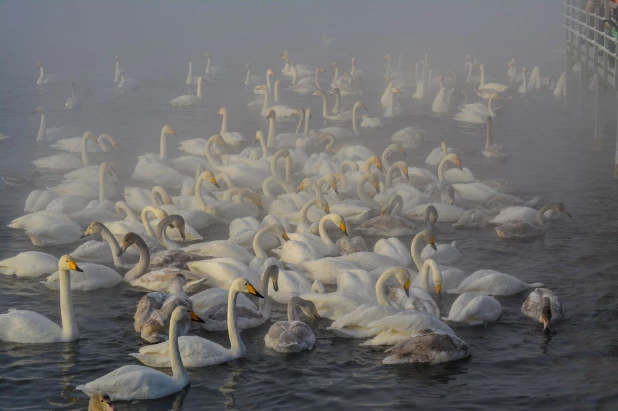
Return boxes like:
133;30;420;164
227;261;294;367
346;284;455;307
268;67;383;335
2;1;618;410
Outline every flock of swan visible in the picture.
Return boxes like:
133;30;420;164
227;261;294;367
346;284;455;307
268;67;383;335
0;50;571;407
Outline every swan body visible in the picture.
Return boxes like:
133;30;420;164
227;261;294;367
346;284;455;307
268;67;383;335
420;241;462;266
443;293;501;325
0;256;82;343
448;269;543;296
390;127;427;148
52;133;118;153
77;306;203;401
265;296;318;353
33;131;98;170
452;182;498;202
0;251;59;278
521;288;563;332
360;310;454;346
170;77;203;107
42;263;123;291
360;114;383;128
383;330;471;364
9;210;83;246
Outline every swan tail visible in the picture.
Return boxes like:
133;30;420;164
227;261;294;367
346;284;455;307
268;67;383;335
446;288;462;294
528;282;544;288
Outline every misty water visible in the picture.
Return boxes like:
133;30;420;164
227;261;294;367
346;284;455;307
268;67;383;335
2;1;618;410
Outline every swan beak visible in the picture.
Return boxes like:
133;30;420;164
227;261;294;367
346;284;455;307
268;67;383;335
455;159;462;170
313;312;321;320
210;176;220;188
435;283;442;295
282;231;290;241
542;317;550;333
69;260;83;272
248;284;264;298
190;311;206;324
377;160;384;172
116;246;127;257
180;229;186;240
79;232;90;239
324;204;330;214
272;278;279;292
403;279;410;297
169;128;176;136
339;221;348;236
564;211;572;217
404;166;409;180
331;181;339;195
430;238;437;250
374;183;381;194
296;182;304;194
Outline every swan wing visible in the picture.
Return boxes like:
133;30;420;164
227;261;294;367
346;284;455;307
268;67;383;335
0;309;63;343
131;335;233;368
42;263;123;291
0;251;58;278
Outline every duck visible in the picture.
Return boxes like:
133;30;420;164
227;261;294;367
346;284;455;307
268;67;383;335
129;278;263;368
382;329;471;364
77;306;205;400
521;288;564;332
0;256;83;343
189;265;279;331
442;293;502;325
264;296;319;353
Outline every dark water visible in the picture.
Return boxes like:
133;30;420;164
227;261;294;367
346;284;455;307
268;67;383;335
1;60;618;411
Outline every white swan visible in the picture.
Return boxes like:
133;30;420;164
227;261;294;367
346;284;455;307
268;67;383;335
482;116;507;159
170;76;203;106
388;260;441;317
360;113;383;128
327;268;411;338
217;106;246;148
265;296;318;353
0;256;82;343
129;278;263;368
454;93;501;124
448;269;543;296
390;126;427;149
52;133;118;153
33;106;73;143
131;125;187;185
9;210;83;246
36;61;54;85
431;76;449;113
521;288;564;332
190;265;279;331
553;72;566;97
260;84;298;119
442;292;502;325
117;71;136;89
478;63;508;93
0;251;59;278
518;66;529;94
77;306;204;400
65;81;82;110
382;330;471;364
32;131;98;170
384;88;403;118
114;56;121;82
494;203;571;239
360;310;454;347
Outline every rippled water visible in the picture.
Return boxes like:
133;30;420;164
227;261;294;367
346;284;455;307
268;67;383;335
1;63;618;411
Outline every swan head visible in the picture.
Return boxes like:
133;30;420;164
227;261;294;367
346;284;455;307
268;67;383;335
267;69;274;76
59;255;83;273
36;61;43;69
331;61;337;68
418;229;436;251
305;108;311;119
216;107;227;116
233;277;265;298
541;297;552;332
89;393;115;411
80;222;105;239
267;109;276;118
351;57;356;65
158;214;186;240
117;232;142;256
263;265;279;292
163;125;176;136
255;84;267;92
313;89;324;96
296;177;312;194
199;171;219;188
550;203;571;217
424;205;439;228
255;130;264;143
367;155;383;172
186;57;192;62
329;176;339;195
32;106;44;114
83;131;98;145
523;66;528;73
172;306;205;325
213;134;226;148
440;141;448;155
445;153;462;170
332;214;348;237
298;298;320;320
393;87;402;94
100;134;120;150
423;259;442;295
245;63;250;72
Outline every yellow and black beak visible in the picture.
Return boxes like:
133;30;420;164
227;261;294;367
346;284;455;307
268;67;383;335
455;159;462;170
339;221;348;237
313;312;320;321
564;210;572;217
435;283;442;295
377;161;384;172
404;279;410;297
404;167;409;180
282;231;290;241
331;181;339;195
296;183;304;194
430;238;437;250
69;260;83;272
79;232;90;239
272;278;279;292
248;283;264;298
190;311;205;324
210;176;220;188
116;244;127;257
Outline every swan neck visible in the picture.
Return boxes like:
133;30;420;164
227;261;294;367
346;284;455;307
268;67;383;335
437;155;449;182
258;270;271;317
98;165;107;201
332;66;339;84
381;146;392;171
37;113;45;141
320;93;328;117
38;66;45;83
257;133;268;159
252;226;270;260
536;204;552;228
262;89;270;116
274;80;280;102
486;120;493;147
125;237;150;282
168;316;188;381
220;110;228;134
304;111;310;136
204;136;219;167
318;214;335;245
410;233;424;270
81;134;91;166
287;297;300;321
59;267;78;341
244;68;251;84
160;128;168;160
266;71;272;95
100;225;122;266
294;111;303;134
141;207;158;237
186;61;193;84
375;270;395;306
488;96;495;117
115;201;138;220
385;164;396;189
205;56;211;74
227;289;246;356
480;65;485;87
267;116;276;148
194;176;215;214
467;63;473;82
197;79;203;98
352;103;360;136
357;174;373;202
